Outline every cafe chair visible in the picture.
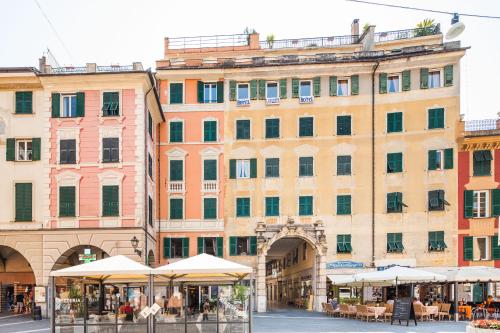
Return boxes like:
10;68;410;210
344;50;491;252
438;303;452;321
413;303;430;321
383;304;393;322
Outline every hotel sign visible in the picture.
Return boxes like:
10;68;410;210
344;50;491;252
299;96;313;104
327;261;364;269
266;97;280;105
237;99;250;107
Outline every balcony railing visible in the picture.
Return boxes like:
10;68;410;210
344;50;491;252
465;119;498;131
168;181;184;192
168;34;250;50
260;35;358;50
202;180;218;192
373;26;441;43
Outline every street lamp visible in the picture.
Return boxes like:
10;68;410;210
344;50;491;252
130;236;142;257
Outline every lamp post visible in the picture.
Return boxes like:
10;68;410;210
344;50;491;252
130;236;142;257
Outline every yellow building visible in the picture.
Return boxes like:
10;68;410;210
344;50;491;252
157;21;466;312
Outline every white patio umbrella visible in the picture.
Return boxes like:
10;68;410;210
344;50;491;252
352;266;446;285
422;266;500;282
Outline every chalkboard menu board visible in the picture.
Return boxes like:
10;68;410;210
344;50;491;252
391;298;417;326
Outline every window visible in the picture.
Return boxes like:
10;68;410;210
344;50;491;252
203;120;217;142
148;154;153;179
148;196;153;226
169;198;183;219
203;159;217;181
265;118;280;139
59;186;76;217
337;79;349;96
299;157;313;177
102;138;119;163
387;233;404;253
299;196;313;216
265;158;279;178
428;149;454;170
62;95;77;118
428;231;447;251
299;117;313;137
303;242;307;260
337;235;352;253
265;197;279;216
337;155;351;176
169;121;183;142
102;92;119;116
387;75;400;93
428;70;441;89
236;160;250;179
15;183;32;222
148;113;153;138
387;112;402;133
337;195;351;215
15;91;33;114
299;81;312;98
428;190;448;211
387;192;404;213
204;198;217;219
169;160;183;181
236;198;250;217
203;83;217;103
337;115;352;135
102;185;119;217
169;83;183;104
474;237;490;261
473;190;489;218
428;108;444;129
230;158;256;179
473;150;492;176
237;83;249;100
236;120;250;140
198;237;222;257
164;238;189;258
229;236;257;256
16;139;33;161
266;82;278;99
60;139;76;164
387;153;403;173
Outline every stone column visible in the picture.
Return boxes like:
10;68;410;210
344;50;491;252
256;254;267;312
314;254;327;311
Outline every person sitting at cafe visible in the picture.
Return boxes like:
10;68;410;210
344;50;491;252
119;301;134;321
330;298;339;310
386;297;394;305
413;297;423;305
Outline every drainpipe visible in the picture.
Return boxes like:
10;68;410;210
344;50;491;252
157;102;161;266
144;85;154;265
371;61;379;267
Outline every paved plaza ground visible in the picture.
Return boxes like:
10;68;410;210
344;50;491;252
0;307;468;333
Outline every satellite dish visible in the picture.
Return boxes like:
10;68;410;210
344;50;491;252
446;14;465;40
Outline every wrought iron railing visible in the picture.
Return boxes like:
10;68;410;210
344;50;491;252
97;65;133;72
52;66;87;74
260;35;358;50
465;119;498;131
168;34;250;50
374;26;441;43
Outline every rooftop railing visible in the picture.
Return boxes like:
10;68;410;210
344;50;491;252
97;65;134;72
465;119;498;131
51;66;87;74
260;35;358;50
373;26;441;43
167;34;250;50
50;65;137;74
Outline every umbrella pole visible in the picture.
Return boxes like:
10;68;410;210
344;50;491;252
454;281;459;322
395;277;398;299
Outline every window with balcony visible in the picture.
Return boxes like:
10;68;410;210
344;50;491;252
336;115;351;135
337;234;352;253
203;198;217;219
337;155;351;176
169;83;183;104
299;117;313;137
236;198;250;217
163;238;188;258
102;138;119;163
236;119;250;140
102;92;119;116
229;236;257;256
299;196;313;216
169;198;183;220
169;121;183;142
15;91;33;114
265;118;280;139
265;158;279;178
473;150;492;176
59;186;76;217
336;195;351;215
299;157;313;177
265;197;279;217
203;159;217;181
387;233;404;253
102;185;119;217
387;153;403;173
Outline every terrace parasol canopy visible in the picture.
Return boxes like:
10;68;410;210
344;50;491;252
154;253;253;282
346;266;447;286
422;266;500;282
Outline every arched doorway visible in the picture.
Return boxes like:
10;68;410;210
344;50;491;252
52;245;109;272
0;245;36;312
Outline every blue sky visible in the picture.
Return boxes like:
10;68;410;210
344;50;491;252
1;0;499;119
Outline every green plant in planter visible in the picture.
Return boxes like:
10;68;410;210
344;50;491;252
415;18;436;37
266;34;275;49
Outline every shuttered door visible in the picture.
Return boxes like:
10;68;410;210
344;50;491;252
463;236;473;261
15;183;32;221
229;237;237;256
464;190;474;218
216;237;223;257
163;238;171;258
182;238;189;258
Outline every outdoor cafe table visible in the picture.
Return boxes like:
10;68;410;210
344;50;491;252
425;305;439;320
367;306;386;320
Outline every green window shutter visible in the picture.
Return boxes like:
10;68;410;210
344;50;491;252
428;150;437;170
197;81;204;103
428;108;445;129
258;80;266;100
76;92;85;117
169;160;183;181
249;236;257;255
492;189;500;217
15;183;32;221
250;80;258;100
337;195;351;215
250;158;257;178
15;92;33;114
229;237;237;256
169;198;183;219
350;75;359;95
387;112;402;133
279;79;287;99
204;121;217;142
102;185;119;217
216;81;224;103
203;159;217;181
51;93;60;118
265;197;279;216
329;76;337;96
387;153;403;173
444;65;453;87
402;70;411;91
59;186;76;217
198;237;204;254
464;190;473;218
313;77;321;97
299;196;313;216
170;83;183;104
337;116;351;135
229;80;237;101
163;238;171;258
292;78;299;98
6;138;15;161
444;148;454;169
492;236;500;260
204;198;217;219
182;238;189;258
379;73;387;94
169;122;183;142
463;236;473;261
216;237;223;257
229;159;236;179
31;138;41;161
420;68;429;89
236;198;250;217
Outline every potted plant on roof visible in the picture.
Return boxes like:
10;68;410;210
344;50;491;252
415;18;436;37
266;34;275;49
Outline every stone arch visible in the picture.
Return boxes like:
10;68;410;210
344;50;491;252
0;245;36;285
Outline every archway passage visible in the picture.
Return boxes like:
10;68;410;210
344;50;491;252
265;237;317;310
0;245;36;312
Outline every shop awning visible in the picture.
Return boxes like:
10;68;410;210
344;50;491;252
422;266;500;283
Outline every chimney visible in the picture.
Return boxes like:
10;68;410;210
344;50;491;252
362;25;376;51
39;56;46;73
351;19;359;38
86;63;96;73
133;62;143;71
